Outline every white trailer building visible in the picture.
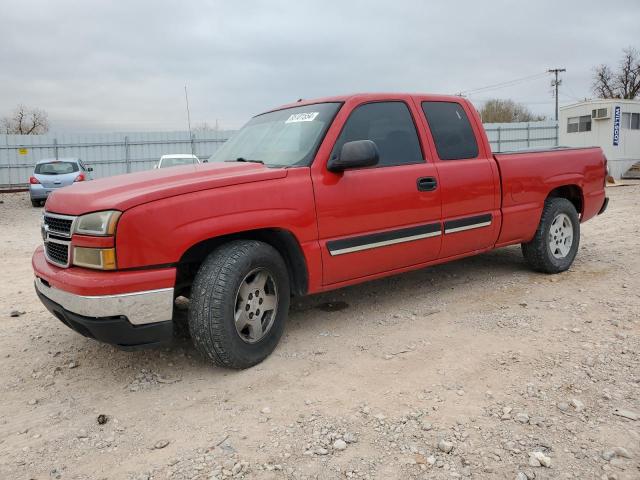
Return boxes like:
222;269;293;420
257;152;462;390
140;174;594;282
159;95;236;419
559;99;640;179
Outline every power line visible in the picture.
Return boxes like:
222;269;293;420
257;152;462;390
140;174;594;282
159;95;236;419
457;72;549;96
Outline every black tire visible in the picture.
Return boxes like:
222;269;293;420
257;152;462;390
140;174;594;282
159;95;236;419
188;240;290;369
521;197;580;273
31;199;41;207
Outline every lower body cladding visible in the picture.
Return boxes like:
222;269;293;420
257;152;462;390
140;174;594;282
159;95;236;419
34;277;175;349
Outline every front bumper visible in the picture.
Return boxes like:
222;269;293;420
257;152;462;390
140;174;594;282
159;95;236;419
35;276;174;325
36;284;173;349
32;247;177;348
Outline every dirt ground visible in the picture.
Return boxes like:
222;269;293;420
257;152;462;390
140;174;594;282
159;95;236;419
0;186;638;480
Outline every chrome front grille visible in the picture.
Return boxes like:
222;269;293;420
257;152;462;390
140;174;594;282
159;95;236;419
44;214;74;237
43;212;76;268
46;241;70;266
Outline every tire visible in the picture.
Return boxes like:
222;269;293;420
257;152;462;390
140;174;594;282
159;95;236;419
521;197;580;273
188;240;290;369
31;199;41;207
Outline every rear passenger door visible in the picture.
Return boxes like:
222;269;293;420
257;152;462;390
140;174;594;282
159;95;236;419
417;100;501;258
312;99;442;285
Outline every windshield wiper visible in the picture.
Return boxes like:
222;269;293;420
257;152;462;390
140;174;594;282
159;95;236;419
225;157;264;164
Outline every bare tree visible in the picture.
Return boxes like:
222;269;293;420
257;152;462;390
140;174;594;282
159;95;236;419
1;105;50;134
479;99;546;123
592;47;640;99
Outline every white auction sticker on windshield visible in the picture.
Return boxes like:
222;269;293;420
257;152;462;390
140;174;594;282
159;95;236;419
285;112;319;123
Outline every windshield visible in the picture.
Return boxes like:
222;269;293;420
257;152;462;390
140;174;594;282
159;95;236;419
209;102;342;167
35;161;79;175
160;157;198;168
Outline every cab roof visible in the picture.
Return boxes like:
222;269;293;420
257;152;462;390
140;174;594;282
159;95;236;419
271;92;468;112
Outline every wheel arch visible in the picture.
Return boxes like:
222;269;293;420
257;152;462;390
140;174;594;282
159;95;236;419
176;228;309;297
546;184;584;216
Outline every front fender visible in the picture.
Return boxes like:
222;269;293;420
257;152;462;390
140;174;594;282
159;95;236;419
115;170;318;269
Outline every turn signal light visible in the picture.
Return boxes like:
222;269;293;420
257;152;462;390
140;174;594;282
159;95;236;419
72;247;117;270
74;173;86;182
29;176;40;184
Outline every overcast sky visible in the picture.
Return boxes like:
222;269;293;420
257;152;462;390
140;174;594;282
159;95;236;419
1;0;638;132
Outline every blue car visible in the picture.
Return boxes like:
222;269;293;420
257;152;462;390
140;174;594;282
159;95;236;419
29;158;93;207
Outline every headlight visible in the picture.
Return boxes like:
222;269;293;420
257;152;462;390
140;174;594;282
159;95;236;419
74;211;121;236
73;247;117;270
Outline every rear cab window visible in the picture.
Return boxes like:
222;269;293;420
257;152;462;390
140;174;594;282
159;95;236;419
35;162;79;175
421;102;479;160
331;101;423;167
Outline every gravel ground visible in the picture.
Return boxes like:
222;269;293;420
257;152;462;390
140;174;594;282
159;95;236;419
0;186;638;480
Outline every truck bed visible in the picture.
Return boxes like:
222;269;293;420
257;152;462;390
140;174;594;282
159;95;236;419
493;146;607;247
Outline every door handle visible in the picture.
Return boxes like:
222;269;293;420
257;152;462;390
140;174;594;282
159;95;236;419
417;177;437;191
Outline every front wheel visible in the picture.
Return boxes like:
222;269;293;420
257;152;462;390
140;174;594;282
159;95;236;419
521;197;580;273
188;240;290;369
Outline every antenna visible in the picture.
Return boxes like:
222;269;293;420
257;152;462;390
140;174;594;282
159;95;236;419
184;85;195;155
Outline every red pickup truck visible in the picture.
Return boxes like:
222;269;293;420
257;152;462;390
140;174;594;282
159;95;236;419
33;93;608;368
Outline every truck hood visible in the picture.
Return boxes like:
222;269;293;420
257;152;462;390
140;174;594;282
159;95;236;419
45;161;289;215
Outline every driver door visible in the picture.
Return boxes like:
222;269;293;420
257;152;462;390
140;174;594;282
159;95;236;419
311;99;442;285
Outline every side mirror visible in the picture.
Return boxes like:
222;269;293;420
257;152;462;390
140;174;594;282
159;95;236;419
87;167;94;172
327;140;379;173
202;159;208;163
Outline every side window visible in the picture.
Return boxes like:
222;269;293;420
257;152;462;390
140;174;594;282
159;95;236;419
331;102;423;167
421;102;479;160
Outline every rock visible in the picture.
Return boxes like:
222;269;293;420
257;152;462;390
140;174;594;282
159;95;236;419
570;398;585;412
438;439;454;454
153;439;170;449
27;399;37;406
529;451;551;468
604;446;632;459
612;408;639;421
557;402;570;412
315;447;329;455
97;414;108;425
68;361;79;369
426;455;436;466
10;310;24;318
602;389;612;400
602;450;615;461
515;413;530;424
343;432;358;443
333;439;347;451
516;473;528;480
260;406;271;415
613;446;631;459
77;429;88;439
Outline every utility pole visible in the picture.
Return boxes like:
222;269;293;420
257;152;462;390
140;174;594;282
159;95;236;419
548;68;566;121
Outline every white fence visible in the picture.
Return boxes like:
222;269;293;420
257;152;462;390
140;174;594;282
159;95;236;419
0;121;559;189
484;121;559;152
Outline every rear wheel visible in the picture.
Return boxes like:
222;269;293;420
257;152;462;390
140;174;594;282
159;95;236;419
521;197;580;273
188;240;290;369
31;199;41;208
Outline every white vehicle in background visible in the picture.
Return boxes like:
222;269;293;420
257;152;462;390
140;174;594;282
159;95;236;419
154;154;200;169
